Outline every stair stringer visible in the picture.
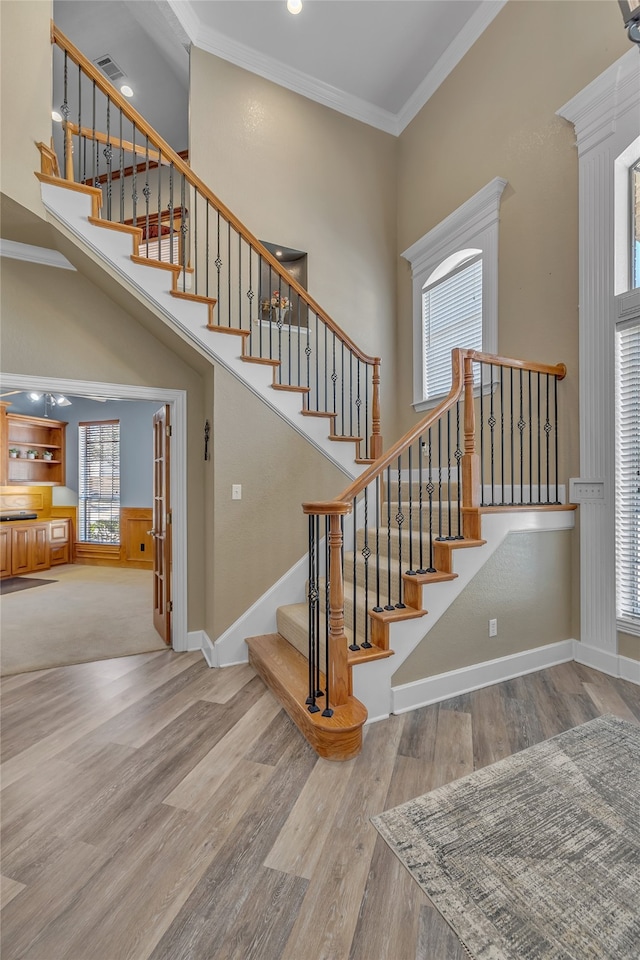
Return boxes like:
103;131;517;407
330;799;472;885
351;509;576;722
38;179;365;481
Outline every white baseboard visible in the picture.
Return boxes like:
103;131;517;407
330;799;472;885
573;641;640;685
186;630;207;652
391;639;575;714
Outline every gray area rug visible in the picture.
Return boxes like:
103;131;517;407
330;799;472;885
372;715;640;960
0;577;57;594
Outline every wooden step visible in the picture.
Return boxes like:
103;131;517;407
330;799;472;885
206;325;250;339
301;409;338;419
329;434;362;443
170;289;218;327
246;633;367;762
241;356;280;367
271;383;310;393
35;172;103;217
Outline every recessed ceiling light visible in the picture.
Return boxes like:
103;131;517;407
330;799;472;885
120;84;134;98
287;0;302;14
51;110;63;122
275;250;283;257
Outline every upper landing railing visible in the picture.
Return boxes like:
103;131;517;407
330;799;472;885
49;25;383;460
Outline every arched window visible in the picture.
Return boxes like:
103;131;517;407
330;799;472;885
422;249;482;400
403;178;506;412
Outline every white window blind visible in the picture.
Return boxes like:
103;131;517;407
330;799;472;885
616;323;640;627
78;420;120;544
422;256;482;400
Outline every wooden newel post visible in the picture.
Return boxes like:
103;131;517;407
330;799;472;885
369;358;383;461
327;513;349;708
64;123;74;182
461;355;480;536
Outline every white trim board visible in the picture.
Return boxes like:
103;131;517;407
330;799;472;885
0;239;76;271
391;638;639;717
0;372;189;653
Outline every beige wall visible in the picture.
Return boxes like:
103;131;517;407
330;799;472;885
210;366;345;638
189;48;399;443
0;256;208;628
0;0;52;217
396;0;628;473
618;631;640;663
393;529;573;684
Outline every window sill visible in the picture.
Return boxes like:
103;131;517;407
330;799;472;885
617;617;640;638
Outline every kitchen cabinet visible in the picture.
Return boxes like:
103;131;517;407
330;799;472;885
49;518;71;565
0;519;73;577
11;523;49;575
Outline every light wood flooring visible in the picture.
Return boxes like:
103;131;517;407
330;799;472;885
1;652;639;960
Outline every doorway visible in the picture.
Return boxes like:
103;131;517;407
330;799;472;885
0;373;188;652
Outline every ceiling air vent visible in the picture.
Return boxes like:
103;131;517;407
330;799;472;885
93;54;126;84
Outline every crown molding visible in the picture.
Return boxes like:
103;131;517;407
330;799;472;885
0;240;76;271
170;0;507;137
557;47;640;156
396;0;507;134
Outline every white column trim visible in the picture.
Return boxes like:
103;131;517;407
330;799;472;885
557;50;640;656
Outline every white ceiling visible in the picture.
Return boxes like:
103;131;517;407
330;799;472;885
53;0;506;146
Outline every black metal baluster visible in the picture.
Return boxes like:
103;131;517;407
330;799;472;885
554;374;559;503
456;401;463;538
356;361;362;449
509;367;514;505
322;516;331;715
417;438;425;573
349;353;353;438
143;134;150;257
361;487;372;648
385;465;394;610
489;363;496;505
480;361;485;506
92;80;96;187
315;313;319;412
446;410;452;538
205;198;210;299
499;366;505;504
119;107;124;223
537;372;541;503
215;209;222;322
62;51;69;177
341;343;345;431
519;369;524;505
426;428;436;571
307;514;319;713
436;419;444;540
396;456;406;608
373;475;383;613
528;370;533;505
351;495;358;649
247;245;253;353
407;446;415;575
545;374;551;503
332;335;337;420
180;175;187;292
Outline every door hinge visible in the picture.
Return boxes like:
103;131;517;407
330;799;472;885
167;600;173;612
167;511;172;524
166;424;172;437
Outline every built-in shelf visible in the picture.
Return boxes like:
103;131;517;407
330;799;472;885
1;407;67;486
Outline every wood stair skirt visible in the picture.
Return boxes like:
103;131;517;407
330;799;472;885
246;633;367;762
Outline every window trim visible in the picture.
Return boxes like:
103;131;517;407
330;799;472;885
78;418;121;544
402;176;507;413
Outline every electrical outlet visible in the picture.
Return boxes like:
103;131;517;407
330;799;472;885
232;484;242;500
488;618;498;638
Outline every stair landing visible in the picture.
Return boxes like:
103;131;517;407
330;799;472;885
246;633;367;762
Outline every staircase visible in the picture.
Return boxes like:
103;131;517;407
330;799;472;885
43;26;574;762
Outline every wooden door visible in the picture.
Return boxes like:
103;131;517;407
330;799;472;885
152;406;171;645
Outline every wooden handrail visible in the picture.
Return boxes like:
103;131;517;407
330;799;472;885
51;23;380;369
303;350;567;515
65;122;164;165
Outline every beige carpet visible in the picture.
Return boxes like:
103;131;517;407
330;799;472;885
0;564;166;675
